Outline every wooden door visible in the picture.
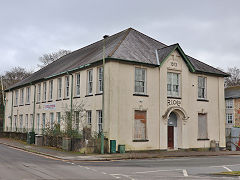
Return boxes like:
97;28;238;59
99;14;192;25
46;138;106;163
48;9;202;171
168;126;174;149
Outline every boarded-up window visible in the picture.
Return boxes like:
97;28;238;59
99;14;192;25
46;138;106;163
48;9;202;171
198;113;208;139
134;111;147;140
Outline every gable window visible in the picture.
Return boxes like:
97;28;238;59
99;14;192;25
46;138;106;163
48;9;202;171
134;110;147;140
65;76;70;98
43;82;47;102
97;67;103;93
226;99;233;109
135;68;146;94
97;110;103;133
26;87;31;104
20;88;24;105
87;110;92;125
49;80;53;100
87;69;93;95
167;72;180;97
15;90;19;106
57;78;62;99
226;113;234;124
198;76;207;99
198;113;208;139
37;84;41;102
76;73;80;96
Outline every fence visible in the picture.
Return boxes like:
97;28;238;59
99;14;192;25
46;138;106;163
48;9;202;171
226;127;240;151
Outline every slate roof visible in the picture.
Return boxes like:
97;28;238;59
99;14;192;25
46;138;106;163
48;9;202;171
225;86;240;99
7;28;229;90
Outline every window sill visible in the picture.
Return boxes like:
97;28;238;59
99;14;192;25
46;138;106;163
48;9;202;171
73;96;81;99
167;96;181;99
133;139;149;142
13;105;18;107
197;99;209;102
56;99;62;101
19;104;24;106
36;102;41;104
197;138;210;141
25;104;30;106
42;101;47;103
63;98;69;100
95;93;103;96
133;94;149;97
85;94;93;97
48;100;53;102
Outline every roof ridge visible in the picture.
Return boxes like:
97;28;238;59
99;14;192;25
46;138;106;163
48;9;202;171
108;28;131;57
157;43;178;50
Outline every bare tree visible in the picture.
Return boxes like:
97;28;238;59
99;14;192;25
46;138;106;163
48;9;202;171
225;67;240;87
2;67;32;88
38;49;71;68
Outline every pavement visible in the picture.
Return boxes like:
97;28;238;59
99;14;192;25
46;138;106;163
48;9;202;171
1;137;240;162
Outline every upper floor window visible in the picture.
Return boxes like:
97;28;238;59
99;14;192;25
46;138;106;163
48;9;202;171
75;73;80;96
97;67;103;93
135;68;146;94
226;113;234;124
49;80;53;100
87;69;93;95
26;87;31;104
37;84;41;102
226;99;233;109
14;90;19;106
65;76;70;98
198;76;207;99
20;88;24;105
57;78;62;99
43;82;47;102
167;72;180;97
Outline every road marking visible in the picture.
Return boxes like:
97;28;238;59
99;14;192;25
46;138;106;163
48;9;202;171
102;172;107;175
110;174;135;180
136;169;184;174
182;169;188;177
223;166;233;172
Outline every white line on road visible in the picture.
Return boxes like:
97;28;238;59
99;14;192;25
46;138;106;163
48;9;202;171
136;169;184;174
223;166;233;172
183;169;188;177
110;174;135;180
101;172;107;175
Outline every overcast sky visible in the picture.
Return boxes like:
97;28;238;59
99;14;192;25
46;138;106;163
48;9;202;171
0;0;239;74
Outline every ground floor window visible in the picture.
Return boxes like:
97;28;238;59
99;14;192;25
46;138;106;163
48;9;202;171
74;111;80;130
226;113;234;124
57;112;61;124
87;111;92;125
14;115;17;131
25;114;28;131
42;113;46;130
37;114;40;132
19;115;23;131
198;113;208;139
134;110;147;140
50;113;54;128
97;110;103;133
30;114;33;130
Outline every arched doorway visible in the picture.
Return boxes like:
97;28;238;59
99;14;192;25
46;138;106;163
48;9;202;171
168;112;177;149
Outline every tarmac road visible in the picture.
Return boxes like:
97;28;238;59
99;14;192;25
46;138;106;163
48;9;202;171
1;143;240;180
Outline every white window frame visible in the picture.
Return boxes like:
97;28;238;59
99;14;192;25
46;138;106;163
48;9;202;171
134;67;146;94
20;88;24;105
65;76;70;98
226;99;234;109
87;110;92;125
198;76;207;99
97;110;103;133
49;80;53;100
42;113;46;129
167;72;180;97
26;87;31;104
57;78;62;99
76;73;80;96
226;113;234;124
43;82;47;102
37;84;41;102
97;67;103;93
15;90;19;106
87;69;93;95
